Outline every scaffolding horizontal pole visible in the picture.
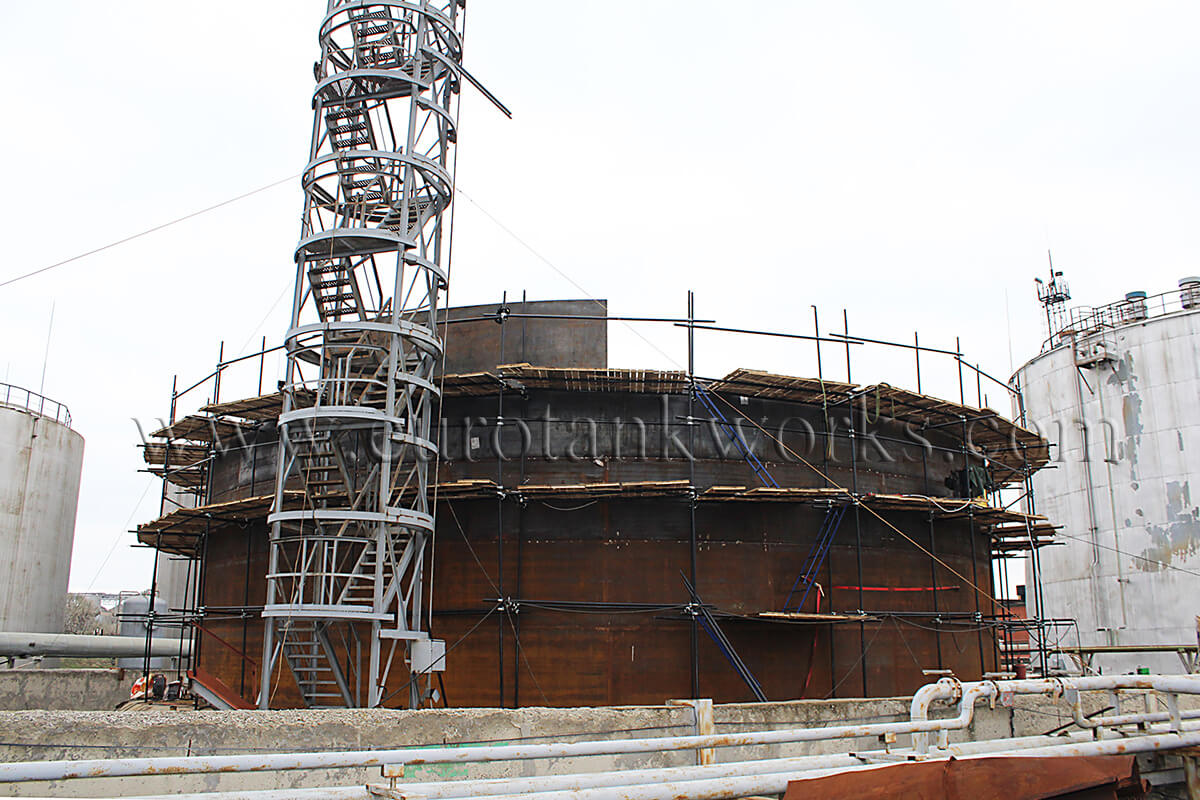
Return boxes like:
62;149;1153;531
675;323;861;345
447;314;716;325
827;331;961;356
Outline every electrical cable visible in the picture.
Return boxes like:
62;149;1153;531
0;174;298;290
537;499;600;512
84;477;159;592
505;613;549;705
1051;527;1200;579
889;617;925;669
519;601;689;616
378;604;498;706
825;621;886;698
445;500;501;597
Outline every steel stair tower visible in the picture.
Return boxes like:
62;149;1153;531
261;0;465;709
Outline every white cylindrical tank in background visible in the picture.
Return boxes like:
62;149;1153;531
1013;281;1200;674
152;481;197;615
116;592;176;670
0;385;85;634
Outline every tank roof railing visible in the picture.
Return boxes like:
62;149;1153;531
0;382;72;428
1047;281;1200;349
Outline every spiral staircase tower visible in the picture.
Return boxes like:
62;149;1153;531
261;0;464;708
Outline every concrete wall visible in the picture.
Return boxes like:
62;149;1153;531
0;693;1102;798
0;405;85;634
1014;306;1200;673
0;669;131;712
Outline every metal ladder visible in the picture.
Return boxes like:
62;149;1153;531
782;503;848;613
349;7;403;69
278;619;352;707
307;258;365;322
692;382;778;488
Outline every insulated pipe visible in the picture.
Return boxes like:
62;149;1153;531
911;679;998;754
0;691;996;783
12;726;1200;800
386;732;1200;800
61;731;1200;800
910;677;962;754
6;675;1200;785
0;632;190;659
941;676;1200;744
993;675;1200;695
371;726;1159;800
11;731;1110;800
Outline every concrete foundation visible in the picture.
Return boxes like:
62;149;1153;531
0;692;1118;797
0;669;131;712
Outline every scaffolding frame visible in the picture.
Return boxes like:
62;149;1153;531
137;289;1063;705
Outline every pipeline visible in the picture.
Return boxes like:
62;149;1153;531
0;693;992;782
12;731;1200;800
0;631;190;659
2;674;1199;790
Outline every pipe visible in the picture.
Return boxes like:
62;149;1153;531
7;675;1200;786
380;726;1149;800
0;632;191;659
0;692;995;783
909;677;961;754
67;731;1200;800
35;730;1121;800
13;724;1200;800
399;731;1200;800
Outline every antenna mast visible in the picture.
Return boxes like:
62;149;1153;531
1035;250;1070;344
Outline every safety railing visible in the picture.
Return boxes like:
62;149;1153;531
0;382;71;427
1052;281;1200;344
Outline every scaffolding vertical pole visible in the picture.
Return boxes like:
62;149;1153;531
843;310;852;385
844;310;866;696
913;332;921;394
813;307;831;488
812;306;837;696
497;291;507;707
960;407;987;677
956;337;965;405
687;290;699;699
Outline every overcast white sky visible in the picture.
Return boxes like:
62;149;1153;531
2;2;1198;594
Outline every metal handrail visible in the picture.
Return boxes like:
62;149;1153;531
0;382;71;427
1050;283;1200;346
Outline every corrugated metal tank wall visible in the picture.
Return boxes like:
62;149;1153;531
0;402;85;633
1014;300;1200;673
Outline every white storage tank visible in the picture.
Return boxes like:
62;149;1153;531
0;385;85;634
1013;280;1200;674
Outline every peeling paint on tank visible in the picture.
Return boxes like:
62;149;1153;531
1107;353;1143;481
1180;432;1186;451
1136;480;1200;572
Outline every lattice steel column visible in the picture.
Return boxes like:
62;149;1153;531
261;0;464;709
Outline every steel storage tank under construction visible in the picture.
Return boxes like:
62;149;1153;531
136;299;1055;708
1013;275;1200;675
0;384;84;634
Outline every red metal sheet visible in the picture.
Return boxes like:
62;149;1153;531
782;756;1145;800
